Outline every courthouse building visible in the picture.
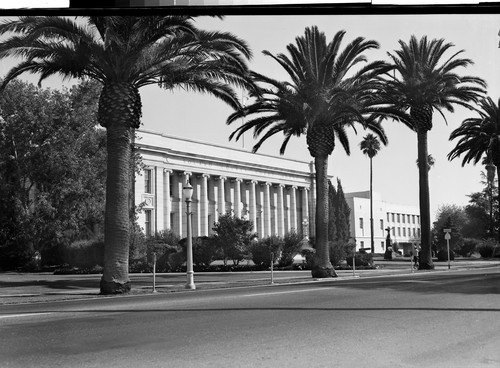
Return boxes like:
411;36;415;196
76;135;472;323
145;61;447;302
134;130;421;254
134;130;317;239
345;191;421;254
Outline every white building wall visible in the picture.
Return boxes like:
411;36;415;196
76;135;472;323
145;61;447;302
346;191;420;253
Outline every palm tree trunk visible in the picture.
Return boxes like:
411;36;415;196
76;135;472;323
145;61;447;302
417;130;434;269
370;157;374;253
100;123;132;294
311;155;337;278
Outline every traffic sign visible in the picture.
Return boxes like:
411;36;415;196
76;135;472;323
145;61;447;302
443;228;451;233
444;233;451;240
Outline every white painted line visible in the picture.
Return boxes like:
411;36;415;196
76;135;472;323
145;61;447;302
242;287;328;298
0;312;53;319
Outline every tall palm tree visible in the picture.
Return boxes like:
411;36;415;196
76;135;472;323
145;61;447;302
380;35;486;269
448;97;500;240
0;16;254;294
359;133;383;253
227;26;390;278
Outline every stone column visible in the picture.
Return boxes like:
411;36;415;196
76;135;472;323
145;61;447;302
200;174;209;236
218;176;226;217
164;169;172;230
154;167;163;233
249;180;257;230
264;182;272;237
290;186;297;232
277;184;285;236
234;178;243;218
302;187;309;237
193;175;201;237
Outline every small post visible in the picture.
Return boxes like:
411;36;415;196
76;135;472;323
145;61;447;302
352;244;356;277
444;229;452;270
153;252;157;293
270;252;274;284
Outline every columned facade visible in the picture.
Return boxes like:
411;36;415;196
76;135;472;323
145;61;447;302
135;130;320;239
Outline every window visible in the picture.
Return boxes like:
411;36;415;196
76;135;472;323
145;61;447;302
402;214;405;223
417;215;420;224
408;214;411;223
397;227;401;236
397;214;400;222
144;169;152;194
413;228;416;237
391;213;395;222
380;219;384;230
392;227;395;236
412;215;415;224
387;213;390;222
145;210;152;237
381;241;385;250
417;228;421;237
359;218;364;229
408;227;411;237
403;228;406;237
360;241;364;248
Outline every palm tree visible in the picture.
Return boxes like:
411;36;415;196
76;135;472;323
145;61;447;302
380;35;486;269
448;97;500;240
0;16;254;294
359;133;383;253
227;26;390;278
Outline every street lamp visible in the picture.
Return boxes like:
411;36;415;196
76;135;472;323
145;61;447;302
183;179;195;290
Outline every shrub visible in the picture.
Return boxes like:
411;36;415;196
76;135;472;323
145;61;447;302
329;240;351;267
63;238;104;269
478;240;496;258
250;236;283;269
300;247;315;269
279;230;303;267
457;238;480;257
346;252;373;267
436;249;455;261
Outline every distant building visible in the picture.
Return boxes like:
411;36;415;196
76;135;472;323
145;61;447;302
344;191;421;254
134;130;318;239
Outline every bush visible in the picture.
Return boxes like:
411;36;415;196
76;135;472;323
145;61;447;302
346;252;373;267
279;230;303;268
250;236;284;269
63;238;104;269
457;238;480;257
329;240;351;267
436;249;455;262
478;240;496;258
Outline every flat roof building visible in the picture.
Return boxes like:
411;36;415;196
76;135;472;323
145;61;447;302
345;191;421;254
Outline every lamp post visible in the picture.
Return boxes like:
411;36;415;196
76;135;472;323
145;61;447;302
183;179;195;290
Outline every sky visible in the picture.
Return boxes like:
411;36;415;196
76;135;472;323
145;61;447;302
1;11;499;221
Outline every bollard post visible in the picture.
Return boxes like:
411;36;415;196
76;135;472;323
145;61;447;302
270;252;274;284
153;252;157;293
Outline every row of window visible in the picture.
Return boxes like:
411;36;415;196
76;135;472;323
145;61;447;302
387;212;419;225
359;217;420;238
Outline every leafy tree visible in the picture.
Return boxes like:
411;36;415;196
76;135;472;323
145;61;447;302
227;26;390;278
212;213;255;266
334;179;351;244
0;79;106;270
380;35;486;269
360;133;383;253
328;181;338;242
432;204;466;253
448;97;500;240
0;16;255;293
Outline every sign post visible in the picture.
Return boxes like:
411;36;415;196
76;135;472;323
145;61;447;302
444;229;452;270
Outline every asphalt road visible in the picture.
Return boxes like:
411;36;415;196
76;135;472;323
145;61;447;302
1;268;499;368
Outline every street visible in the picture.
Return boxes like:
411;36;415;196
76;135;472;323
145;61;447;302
1;268;499;368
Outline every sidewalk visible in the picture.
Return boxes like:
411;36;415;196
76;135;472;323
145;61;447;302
1;258;499;305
